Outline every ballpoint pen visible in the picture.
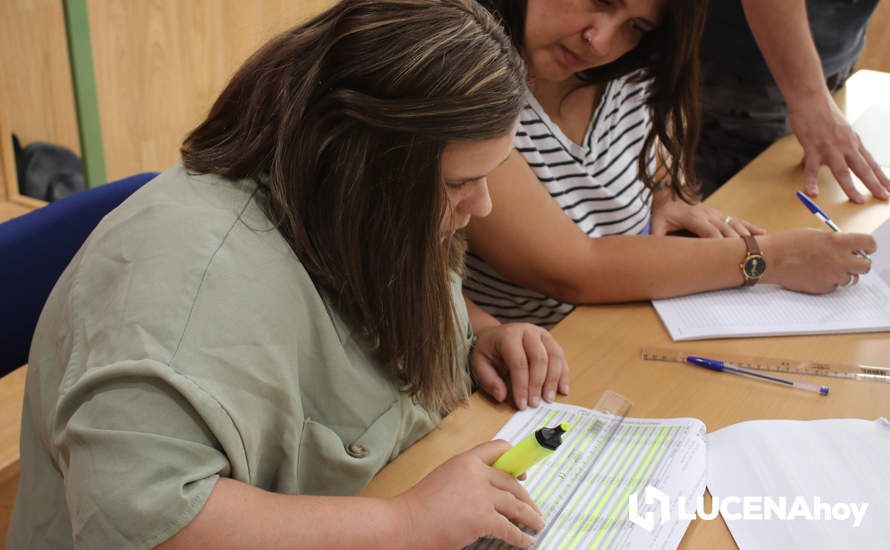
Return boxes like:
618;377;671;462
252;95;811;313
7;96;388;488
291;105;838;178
795;191;871;261
685;355;829;396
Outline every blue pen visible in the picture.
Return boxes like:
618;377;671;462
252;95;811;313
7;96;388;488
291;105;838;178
686;355;829;396
795;191;871;261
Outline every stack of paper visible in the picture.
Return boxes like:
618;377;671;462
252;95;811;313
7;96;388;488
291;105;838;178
853;104;890;170
707;418;890;549
652;218;890;341
471;403;706;549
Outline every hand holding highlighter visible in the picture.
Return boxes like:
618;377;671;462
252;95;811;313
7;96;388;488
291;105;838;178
493;423;570;477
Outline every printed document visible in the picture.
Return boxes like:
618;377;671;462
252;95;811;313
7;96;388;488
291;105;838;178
470;403;706;550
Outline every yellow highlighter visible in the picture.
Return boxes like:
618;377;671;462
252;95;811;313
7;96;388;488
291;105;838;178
493;423;570;477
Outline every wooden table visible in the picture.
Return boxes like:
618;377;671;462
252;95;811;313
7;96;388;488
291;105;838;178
361;70;890;548
0;202;31;223
0;367;25;542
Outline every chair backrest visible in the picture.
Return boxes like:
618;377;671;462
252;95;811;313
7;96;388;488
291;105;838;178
0;172;158;376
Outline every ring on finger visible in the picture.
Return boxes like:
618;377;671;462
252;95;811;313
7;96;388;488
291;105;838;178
723;215;733;224
843;273;856;287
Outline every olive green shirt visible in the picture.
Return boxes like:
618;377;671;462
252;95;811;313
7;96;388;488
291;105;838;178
7;166;472;549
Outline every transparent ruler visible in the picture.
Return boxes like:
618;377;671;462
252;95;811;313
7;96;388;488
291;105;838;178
641;347;890;382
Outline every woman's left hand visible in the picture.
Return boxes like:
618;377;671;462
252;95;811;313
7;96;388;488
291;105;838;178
471;323;569;410
650;189;766;238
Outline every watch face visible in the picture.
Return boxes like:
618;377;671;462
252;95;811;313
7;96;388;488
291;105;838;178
744;254;766;278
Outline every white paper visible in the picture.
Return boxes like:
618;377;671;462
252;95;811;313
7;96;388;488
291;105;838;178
651;218;890;341
707;418;890;550
470;403;706;550
852;104;890;168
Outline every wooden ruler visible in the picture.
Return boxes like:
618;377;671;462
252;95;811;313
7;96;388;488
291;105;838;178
641;347;890;382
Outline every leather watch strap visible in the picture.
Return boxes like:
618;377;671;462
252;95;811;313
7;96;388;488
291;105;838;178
742;234;761;256
741;235;762;286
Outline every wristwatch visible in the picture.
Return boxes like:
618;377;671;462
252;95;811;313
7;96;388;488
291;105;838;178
739;235;766;286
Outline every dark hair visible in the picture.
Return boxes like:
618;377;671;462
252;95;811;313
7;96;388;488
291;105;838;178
479;0;707;201
182;0;526;413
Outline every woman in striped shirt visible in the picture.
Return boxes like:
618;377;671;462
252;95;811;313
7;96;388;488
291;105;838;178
465;0;876;329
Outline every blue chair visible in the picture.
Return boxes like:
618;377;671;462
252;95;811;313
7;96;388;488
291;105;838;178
0;172;158;376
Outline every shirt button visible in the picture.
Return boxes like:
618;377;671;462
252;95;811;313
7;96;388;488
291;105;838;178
346;442;369;458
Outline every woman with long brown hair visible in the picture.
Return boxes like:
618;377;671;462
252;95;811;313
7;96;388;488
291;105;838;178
464;0;875;328
7;1;566;548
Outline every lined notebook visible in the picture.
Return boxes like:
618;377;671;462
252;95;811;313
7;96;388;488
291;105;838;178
469;403;706;550
651;217;890;341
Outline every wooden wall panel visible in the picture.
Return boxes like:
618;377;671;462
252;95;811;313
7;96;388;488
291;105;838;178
0;0;80;156
859;0;890;73
87;0;334;181
3;0;876;184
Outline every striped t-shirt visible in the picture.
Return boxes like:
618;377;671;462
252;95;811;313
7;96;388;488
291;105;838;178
465;73;655;328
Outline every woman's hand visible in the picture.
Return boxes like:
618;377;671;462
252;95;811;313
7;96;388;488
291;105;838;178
651;189;765;238
471;322;569;410
393;440;544;549
761;229;877;293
